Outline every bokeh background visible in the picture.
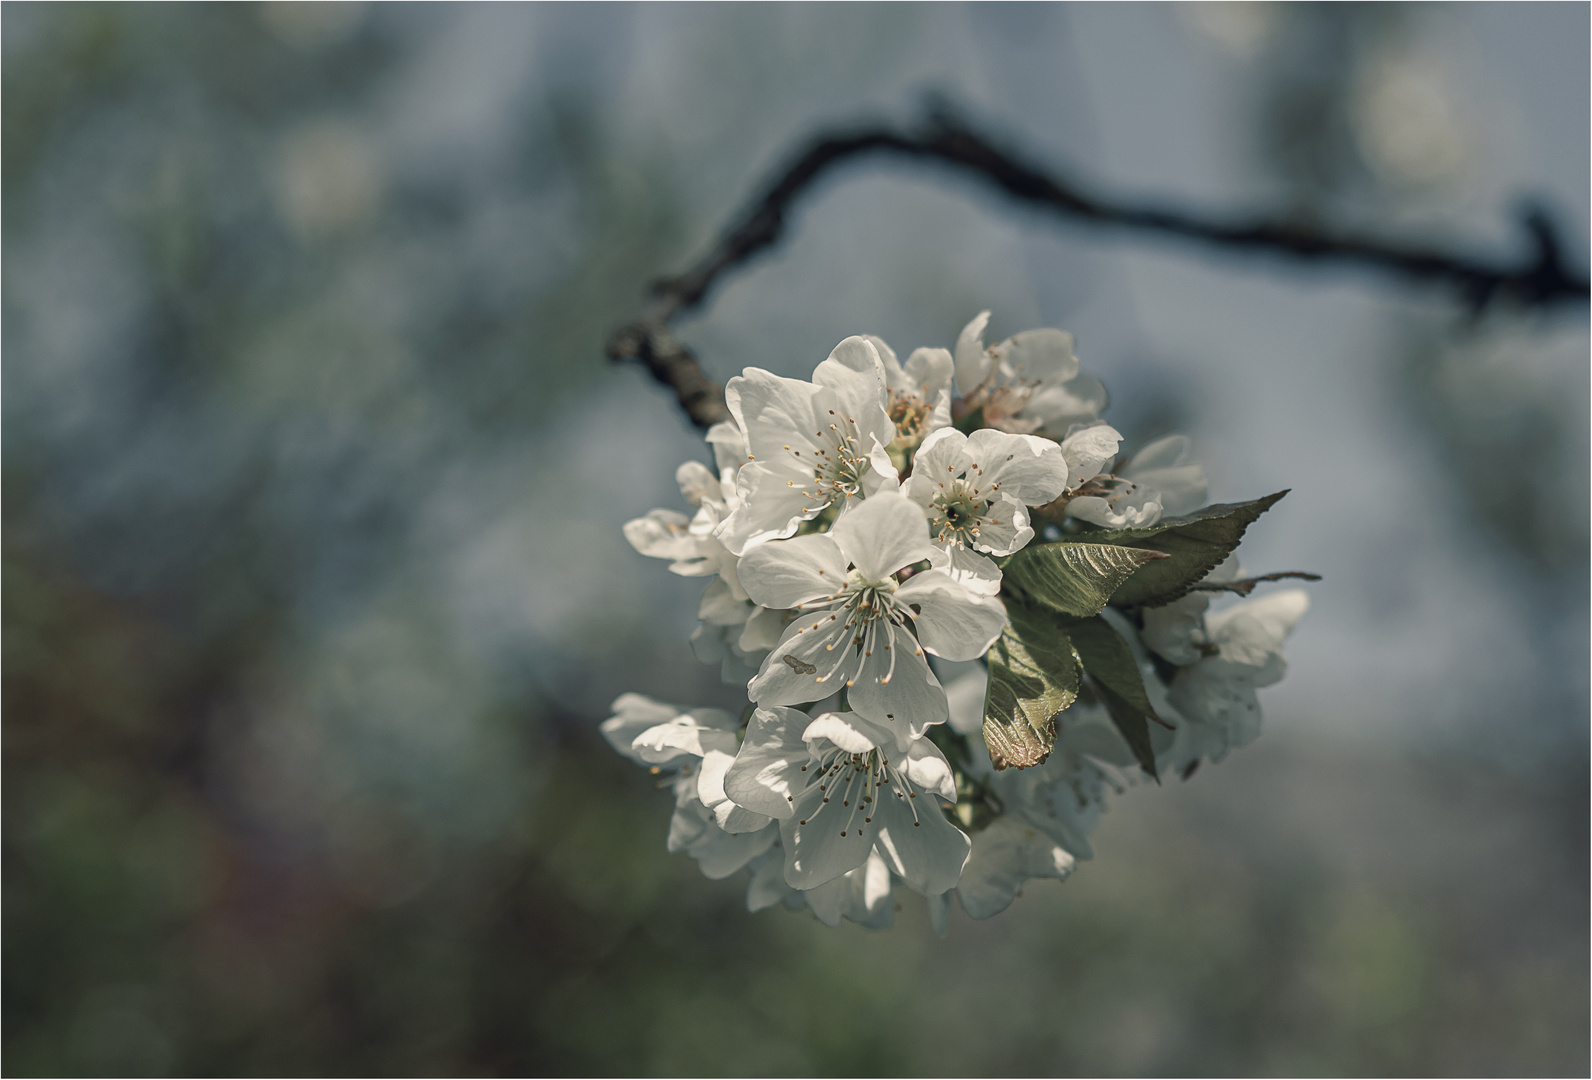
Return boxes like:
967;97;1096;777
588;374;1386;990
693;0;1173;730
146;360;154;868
4;3;1587;1075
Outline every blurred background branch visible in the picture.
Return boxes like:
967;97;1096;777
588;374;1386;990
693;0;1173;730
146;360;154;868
609;102;1588;430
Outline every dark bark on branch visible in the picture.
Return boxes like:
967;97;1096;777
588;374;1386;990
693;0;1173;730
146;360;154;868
608;106;1588;430
1187;571;1324;596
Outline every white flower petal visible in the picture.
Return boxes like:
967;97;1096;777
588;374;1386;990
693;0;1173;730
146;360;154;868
924;388;953;439
749;610;860;706
667;801;711;853
1058;423;1122;491
829;491;938;582
689;821;778;880
864;435;900;495
896;571;1007;660
696;748;736;806
1065;490;1162;529
631;716;739;765
905;427;966;507
814;335;885;397
675;460;719;507
812;349;896;450
1033;372;1109;435
746;846;800;912
1207;589;1310;670
715;800;775;835
737;604;787;654
1168;667;1265;749
781;784;874;889
725;368;821;461
929;545;1004;598
802;873;851;927
1010;760;1106;857
697;578;751;626
944;669;988;737
954;310;993;396
846;644;949;743
991;327;1078;386
1139;592;1211;666
723;706;809;819
716;460;814;554
970;492;1029;556
802;711;888;755
1127;436;1209;519
705;419;748;473
863;334;899;374
955;816;1076;919
599;693;681;762
894;736;958;802
902;347;955;397
704;768;774;830
622;509;698;563
968;428;1070;507
802;852;895;929
873;788;970;896
1129;463;1207;517
738;533;848;610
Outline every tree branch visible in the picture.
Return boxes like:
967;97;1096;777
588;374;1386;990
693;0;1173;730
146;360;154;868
1187;571;1324;596
608;104;1589;430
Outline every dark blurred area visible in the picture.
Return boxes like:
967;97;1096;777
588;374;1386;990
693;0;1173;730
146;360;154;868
4;4;1587;1075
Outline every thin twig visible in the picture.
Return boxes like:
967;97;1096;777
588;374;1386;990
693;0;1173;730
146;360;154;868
1187;571;1324;596
608;103;1588;429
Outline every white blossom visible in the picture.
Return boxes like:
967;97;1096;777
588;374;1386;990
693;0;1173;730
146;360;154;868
606;310;1308;931
625;420;796;683
691;580;789;685
723;705;970;894
956;815;1079;920
953;311;1108;436
904;425;1073;594
716;337;899;555
739;491;1006;739
745;845;806;913
624;423;749;592
599;693;737;764
1166;589;1310;763
940;671;1118;918
802;850;898;928
1065;433;1207;529
860;335;954;452
600;694;778;880
1121;434;1208;518
1138;555;1243;666
745;841;897;927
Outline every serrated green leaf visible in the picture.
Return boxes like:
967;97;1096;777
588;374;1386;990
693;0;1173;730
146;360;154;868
1000;542;1168;618
981;603;1081;771
1096;491;1290;609
1067;615;1163;780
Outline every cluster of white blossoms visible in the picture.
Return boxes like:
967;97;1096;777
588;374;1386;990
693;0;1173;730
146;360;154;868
613;313;1310;930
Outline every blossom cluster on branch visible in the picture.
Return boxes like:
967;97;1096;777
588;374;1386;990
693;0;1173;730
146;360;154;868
608;313;1311;930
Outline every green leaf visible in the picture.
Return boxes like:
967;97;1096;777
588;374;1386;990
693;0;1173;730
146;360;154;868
953;405;985;434
1000;542;1169;618
1092;680;1160;783
981;603;1081;771
1067;615;1164;781
1094;491;1291;609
